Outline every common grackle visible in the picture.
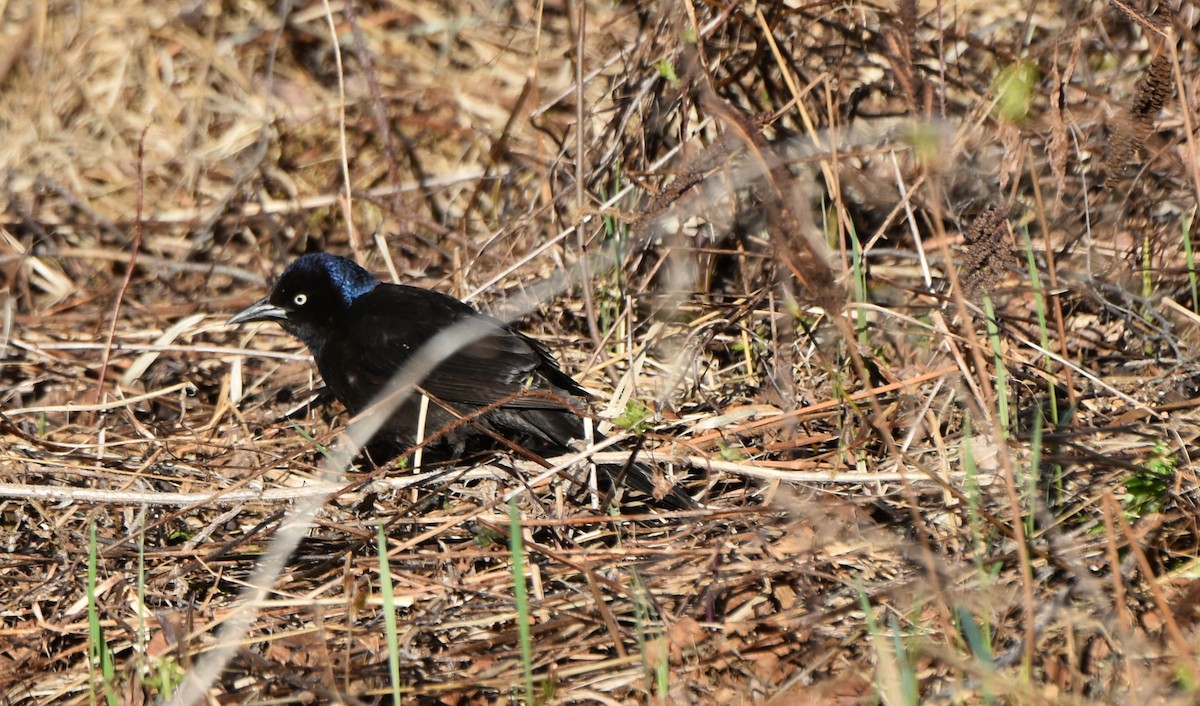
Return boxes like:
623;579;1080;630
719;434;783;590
228;252;694;509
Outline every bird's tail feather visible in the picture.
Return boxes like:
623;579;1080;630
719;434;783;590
598;460;697;510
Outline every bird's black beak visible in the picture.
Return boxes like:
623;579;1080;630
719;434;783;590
227;296;288;326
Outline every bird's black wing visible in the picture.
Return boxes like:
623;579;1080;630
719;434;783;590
318;284;584;413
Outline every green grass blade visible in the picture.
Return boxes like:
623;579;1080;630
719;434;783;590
87;521;118;706
377;524;403;704
509;500;535;704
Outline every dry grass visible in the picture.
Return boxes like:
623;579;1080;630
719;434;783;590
4;0;1200;703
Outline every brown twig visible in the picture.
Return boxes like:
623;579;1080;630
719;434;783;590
91;126;149;417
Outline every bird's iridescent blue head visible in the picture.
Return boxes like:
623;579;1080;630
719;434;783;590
227;253;382;355
289;252;380;304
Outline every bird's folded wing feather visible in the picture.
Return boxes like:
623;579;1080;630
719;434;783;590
345;304;581;411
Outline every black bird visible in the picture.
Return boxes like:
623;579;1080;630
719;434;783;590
228;252;694;508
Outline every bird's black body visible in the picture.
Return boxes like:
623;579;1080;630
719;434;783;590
229;253;693;508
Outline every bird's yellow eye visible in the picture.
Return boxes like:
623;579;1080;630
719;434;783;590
293;293;308;306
